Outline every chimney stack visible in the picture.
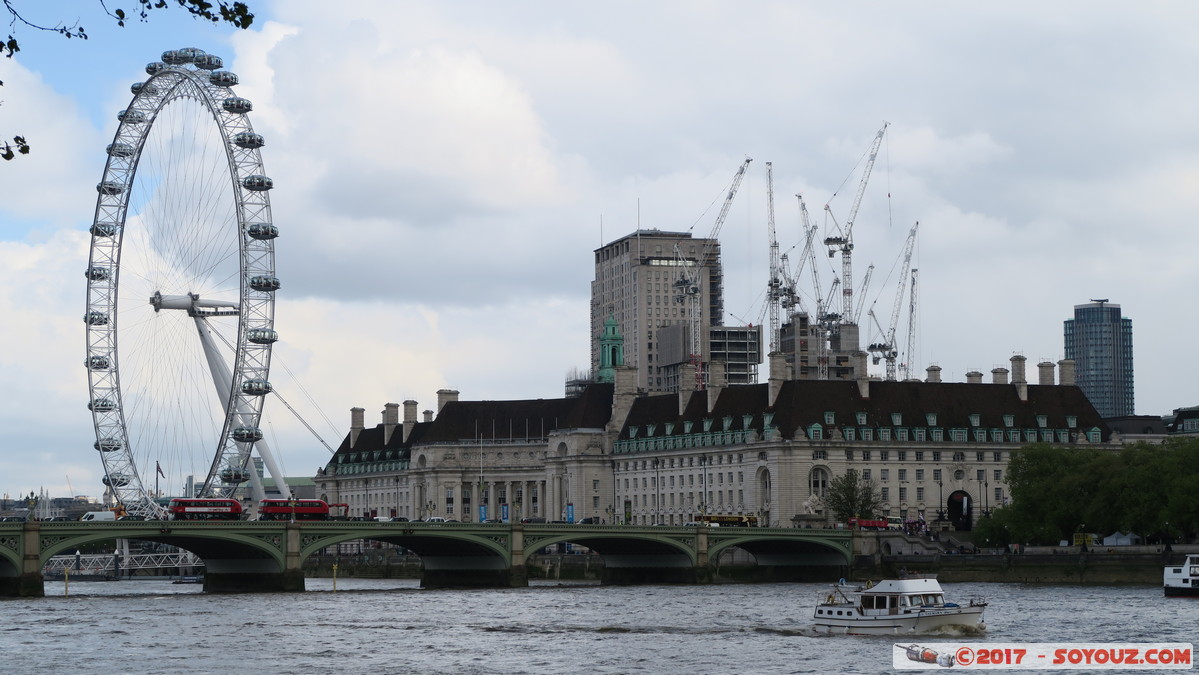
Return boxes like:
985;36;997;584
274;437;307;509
926;365;942;383
855;353;870;399
350;406;365;447
436;388;459;415
402;399;418;442
1037;361;1056;386
423;409;434;422
1058;358;1077;386
1010;355;1027;384
382;402;399;444
966;370;983;384
768;353;787;407
991;367;1009;385
707;361;726;413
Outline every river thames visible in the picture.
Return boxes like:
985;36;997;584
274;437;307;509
3;579;1195;673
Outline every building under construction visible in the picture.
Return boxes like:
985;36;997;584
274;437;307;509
590;229;761;394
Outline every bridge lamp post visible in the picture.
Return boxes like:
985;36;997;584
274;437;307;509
936;478;945;522
288;497;297;524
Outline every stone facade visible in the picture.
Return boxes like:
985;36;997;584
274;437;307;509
316;357;1109;530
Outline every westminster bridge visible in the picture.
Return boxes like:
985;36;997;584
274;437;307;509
0;521;853;597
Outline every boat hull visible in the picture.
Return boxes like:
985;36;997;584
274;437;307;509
1164;585;1199;597
812;606;986;636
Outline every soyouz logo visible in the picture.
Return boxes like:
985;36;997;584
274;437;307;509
893;642;1193;670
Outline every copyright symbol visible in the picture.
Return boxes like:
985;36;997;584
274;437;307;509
955;647;975;666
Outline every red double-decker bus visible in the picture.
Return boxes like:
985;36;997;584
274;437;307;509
258;499;331;521
847;517;889;530
168;498;243;521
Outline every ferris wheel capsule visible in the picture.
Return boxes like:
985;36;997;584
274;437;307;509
103;472;131;488
176;47;205;63
131;82;159;96
88;397;117;413
97;181;126;195
246;223;278;240
84;311;109;326
247;327;279;344
107;142;136;157
145;61;167;75
233;132;265;149
118;109;146;124
194;53;223;70
91;222;119;237
232;426;264;443
242;175;273;191
209;71;239;87
85;355;111;370
94;437;123;452
222;97;253;114
241;379;273;396
220;466;250;483
249;275;280;292
85;266;111;282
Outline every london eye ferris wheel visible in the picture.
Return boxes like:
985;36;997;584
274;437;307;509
84;47;291;517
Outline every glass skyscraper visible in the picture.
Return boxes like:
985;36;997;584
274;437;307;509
1063;300;1133;417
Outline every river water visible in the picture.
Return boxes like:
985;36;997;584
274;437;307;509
3;578;1195;674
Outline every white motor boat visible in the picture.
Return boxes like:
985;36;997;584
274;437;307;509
812;574;986;635
1164;555;1199;597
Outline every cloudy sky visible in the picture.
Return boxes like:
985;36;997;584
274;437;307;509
2;1;1197;501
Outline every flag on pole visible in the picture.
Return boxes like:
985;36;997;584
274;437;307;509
156;461;165;478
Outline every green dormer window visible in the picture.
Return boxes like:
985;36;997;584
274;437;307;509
1036;415;1048;428
891;412;902;426
969;414;980;427
808;424;824;440
926;413;937;426
824;411;836;425
1003;414;1015;427
628;426;639;439
703;418;713;432
684;421;694;434
1066;416;1077;428
856;412;868;425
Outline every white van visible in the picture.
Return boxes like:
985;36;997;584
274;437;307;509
80;511;116;521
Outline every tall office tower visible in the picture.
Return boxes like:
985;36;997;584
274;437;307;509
1063;300;1134;417
591;229;723;393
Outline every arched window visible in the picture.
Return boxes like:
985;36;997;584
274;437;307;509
810;467;830;497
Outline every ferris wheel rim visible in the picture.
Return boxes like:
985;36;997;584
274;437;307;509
84;48;278;516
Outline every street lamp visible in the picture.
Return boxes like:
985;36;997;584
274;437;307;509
936;478;945;522
982;480;991;518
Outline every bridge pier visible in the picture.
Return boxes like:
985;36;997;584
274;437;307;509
422;564;528;589
201;524;306;593
203;568;304;593
601;564;713;585
1;522;46;597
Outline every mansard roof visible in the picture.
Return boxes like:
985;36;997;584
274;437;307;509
328;384;615;467
421;383;614;442
620;379;1107;440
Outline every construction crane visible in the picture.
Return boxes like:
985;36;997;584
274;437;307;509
765;162;782;353
823;122;888;327
673;157;752;389
901;268;919;381
867;221;919;380
854;263;874;325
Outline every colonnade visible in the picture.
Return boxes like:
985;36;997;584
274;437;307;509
413;474;577;522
